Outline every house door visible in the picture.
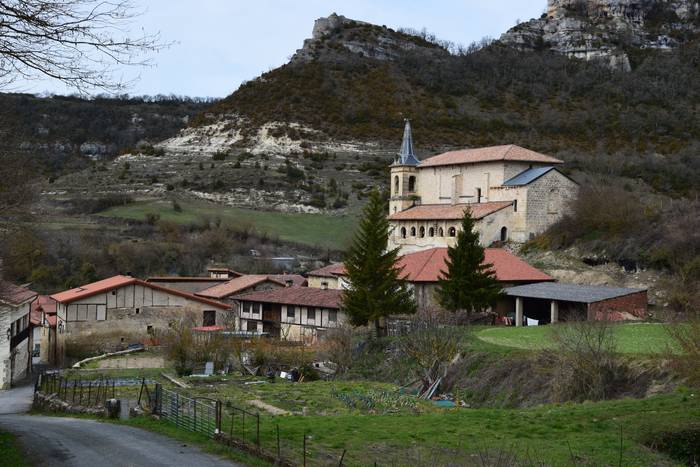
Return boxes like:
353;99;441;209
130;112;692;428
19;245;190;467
203;310;216;326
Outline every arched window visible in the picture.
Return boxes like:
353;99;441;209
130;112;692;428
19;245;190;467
429;227;435;237
408;176;416;192
411;227;416;237
401;227;406;239
448;227;457;237
419;226;425;238
394;176;400;195
500;226;508;242
438;227;444;237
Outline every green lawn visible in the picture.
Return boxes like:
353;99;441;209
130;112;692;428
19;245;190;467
476;323;680;354
0;430;30;466
98;199;358;250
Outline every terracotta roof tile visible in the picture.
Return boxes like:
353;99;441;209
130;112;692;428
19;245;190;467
268;274;307;288
30;295;56;325
0;280;38;306
396;248;554;283
196;275;286;299
420;145;563;168
50;275;230;309
235;287;342;309
388;202;513;221
307;263;347;278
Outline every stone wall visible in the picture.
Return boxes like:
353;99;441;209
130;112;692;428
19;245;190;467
524;170;579;239
0;305;10;388
588;291;648;320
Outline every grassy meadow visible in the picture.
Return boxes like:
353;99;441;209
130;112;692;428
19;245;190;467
98;199;358;250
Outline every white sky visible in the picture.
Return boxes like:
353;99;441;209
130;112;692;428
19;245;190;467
14;1;545;98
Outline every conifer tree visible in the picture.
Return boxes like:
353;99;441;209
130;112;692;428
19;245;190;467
436;209;502;315
342;190;416;335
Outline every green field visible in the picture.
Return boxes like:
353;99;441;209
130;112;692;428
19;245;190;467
98;200;358;250
476;323;679;354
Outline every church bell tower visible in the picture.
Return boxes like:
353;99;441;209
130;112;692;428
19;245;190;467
389;119;421;215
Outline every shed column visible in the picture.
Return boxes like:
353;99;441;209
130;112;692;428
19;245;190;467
550;300;559;324
515;297;523;327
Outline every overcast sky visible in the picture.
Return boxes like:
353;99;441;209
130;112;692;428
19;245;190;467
16;1;545;98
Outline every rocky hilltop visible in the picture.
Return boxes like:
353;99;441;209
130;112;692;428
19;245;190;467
500;0;700;70
292;13;448;63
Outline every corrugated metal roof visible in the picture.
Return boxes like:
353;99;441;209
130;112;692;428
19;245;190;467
504;282;646;304
503;166;556;186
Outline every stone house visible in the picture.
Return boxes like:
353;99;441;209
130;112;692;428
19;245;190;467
1;281;38;389
50;275;231;364
146;266;244;294
233;287;345;342
306;263;348;290
30;295;57;366
388;121;578;254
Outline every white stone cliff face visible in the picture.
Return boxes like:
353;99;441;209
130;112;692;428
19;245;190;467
501;0;700;71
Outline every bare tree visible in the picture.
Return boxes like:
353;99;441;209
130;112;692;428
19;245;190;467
0;0;168;92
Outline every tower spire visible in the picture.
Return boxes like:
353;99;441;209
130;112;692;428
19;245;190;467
397;119;420;166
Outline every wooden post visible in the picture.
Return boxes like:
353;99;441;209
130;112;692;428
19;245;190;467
303;432;307;467
515;297;524;327
79;382;83;405
276;423;280;461
216;400;222;434
256;412;260;449
339;449;347;466
242;411;245;444
193;400;197;433
72;380;76;403
230;412;234;438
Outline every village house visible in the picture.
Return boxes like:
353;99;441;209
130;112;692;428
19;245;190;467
388;120;579;254
1;280;37;389
195;273;306;329
234;287;344;342
146;266;244;294
30;295;58;366
50;275;231;365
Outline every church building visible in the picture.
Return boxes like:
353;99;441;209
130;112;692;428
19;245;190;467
388;121;578;254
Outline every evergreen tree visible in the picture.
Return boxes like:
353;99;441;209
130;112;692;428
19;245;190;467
342;190;416;335
436;209;503;315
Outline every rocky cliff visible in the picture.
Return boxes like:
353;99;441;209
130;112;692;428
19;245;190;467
500;0;700;70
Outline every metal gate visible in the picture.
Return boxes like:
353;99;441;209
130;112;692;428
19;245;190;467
156;386;221;436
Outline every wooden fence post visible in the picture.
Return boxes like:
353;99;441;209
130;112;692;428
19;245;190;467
338;449;347;467
216;400;222;434
256;412;260;449
303;432;307;467
277;423;281;462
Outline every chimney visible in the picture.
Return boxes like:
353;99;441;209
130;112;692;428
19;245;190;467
285;279;294;287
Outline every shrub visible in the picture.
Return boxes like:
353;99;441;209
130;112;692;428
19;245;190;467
212;151;228;161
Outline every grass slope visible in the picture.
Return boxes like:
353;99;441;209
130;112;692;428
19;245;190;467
98;200;358;250
476;323;679;354
0;430;31;467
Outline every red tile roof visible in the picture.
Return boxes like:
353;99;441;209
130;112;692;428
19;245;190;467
388;202;513;221
50;275;231;309
268;274;307;287
207;267;244;277
30;295;56;325
308;263;347;278
420;145;563;168
196;275;286;299
396;248;554;283
235;287;342;309
0;280;38;306
147;277;229;283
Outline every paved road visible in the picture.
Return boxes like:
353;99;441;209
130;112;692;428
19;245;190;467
0;385;240;467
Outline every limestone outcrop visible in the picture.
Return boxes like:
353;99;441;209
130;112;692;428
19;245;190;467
500;0;700;70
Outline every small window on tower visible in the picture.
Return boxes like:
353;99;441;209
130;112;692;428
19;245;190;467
448;227;457;237
411;227;416;237
408;176;416;192
439;228;444;237
419;227;425;238
429;227;435;237
394;176;399;195
401;227;407;239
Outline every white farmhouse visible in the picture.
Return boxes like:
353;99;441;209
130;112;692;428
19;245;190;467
1;281;37;389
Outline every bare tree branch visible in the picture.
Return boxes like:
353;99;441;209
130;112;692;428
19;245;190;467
0;0;169;93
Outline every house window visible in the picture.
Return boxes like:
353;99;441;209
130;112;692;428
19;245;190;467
243;302;252;314
253;304;261;315
287;306;296;319
439;227;444;237
408;176;416;192
419;226;425;238
401;227;407;239
500;227;508;242
429;227;435;237
410;227;416;237
147;325;154;335
476;188;482;203
135;308;140;315
448;227;457;237
203;310;216;326
394;176;399;195
328;310;337;322
513;200;518;212
307;308;316;321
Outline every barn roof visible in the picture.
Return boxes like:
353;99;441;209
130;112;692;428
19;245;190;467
388;201;513;221
504;282;646;304
307;263;347;278
420;145;562;168
396;248;553;283
51;275;231;309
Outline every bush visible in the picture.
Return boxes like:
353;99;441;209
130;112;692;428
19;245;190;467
212;151;228;161
667;317;700;387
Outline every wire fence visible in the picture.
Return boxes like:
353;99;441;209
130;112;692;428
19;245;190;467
36;372;126;408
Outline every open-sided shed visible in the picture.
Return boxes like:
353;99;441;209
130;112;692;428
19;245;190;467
503;283;648;326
